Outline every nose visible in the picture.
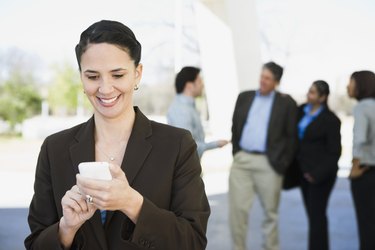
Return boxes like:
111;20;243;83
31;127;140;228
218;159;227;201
98;77;114;95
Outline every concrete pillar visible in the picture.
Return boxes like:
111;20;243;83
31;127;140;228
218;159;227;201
199;0;261;90
194;0;261;139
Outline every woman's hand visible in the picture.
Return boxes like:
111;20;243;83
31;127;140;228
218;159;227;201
304;172;315;183
59;185;96;248
349;158;369;179
76;164;144;223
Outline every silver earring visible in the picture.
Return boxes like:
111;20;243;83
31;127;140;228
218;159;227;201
134;85;139;91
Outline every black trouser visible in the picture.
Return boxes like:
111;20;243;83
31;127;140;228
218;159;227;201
300;174;336;250
351;168;375;250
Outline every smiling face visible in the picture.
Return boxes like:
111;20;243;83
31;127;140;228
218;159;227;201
80;43;142;120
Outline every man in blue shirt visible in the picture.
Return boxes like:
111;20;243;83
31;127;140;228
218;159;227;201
167;67;229;159
229;62;298;250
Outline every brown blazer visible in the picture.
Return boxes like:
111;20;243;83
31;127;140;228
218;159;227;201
25;108;210;250
231;90;298;174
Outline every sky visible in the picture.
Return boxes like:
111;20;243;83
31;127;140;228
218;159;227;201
0;0;173;63
1;0;375;97
0;0;186;84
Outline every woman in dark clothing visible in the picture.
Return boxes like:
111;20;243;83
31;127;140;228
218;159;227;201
347;71;375;250
297;80;341;250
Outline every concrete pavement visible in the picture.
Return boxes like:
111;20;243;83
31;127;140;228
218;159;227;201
0;176;358;250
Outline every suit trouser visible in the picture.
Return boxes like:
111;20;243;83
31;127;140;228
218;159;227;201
351;168;375;250
300;173;336;250
229;151;283;250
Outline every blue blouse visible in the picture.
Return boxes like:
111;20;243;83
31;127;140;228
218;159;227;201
101;210;106;224
298;104;324;140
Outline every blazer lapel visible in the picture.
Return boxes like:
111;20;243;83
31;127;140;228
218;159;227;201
105;108;153;226
302;107;327;139
69;116;95;174
69;117;108;250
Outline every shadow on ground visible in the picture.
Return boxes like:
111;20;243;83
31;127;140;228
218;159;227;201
0;178;357;250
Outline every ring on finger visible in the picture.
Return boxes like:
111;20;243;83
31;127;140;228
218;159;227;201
86;194;94;204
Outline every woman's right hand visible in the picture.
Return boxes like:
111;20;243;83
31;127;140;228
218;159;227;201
349;159;369;179
59;185;96;248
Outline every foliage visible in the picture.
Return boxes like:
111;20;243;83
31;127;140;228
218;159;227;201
0;71;42;128
48;63;91;115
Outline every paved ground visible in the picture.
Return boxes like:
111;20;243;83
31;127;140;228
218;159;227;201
206;177;358;250
0;177;358;250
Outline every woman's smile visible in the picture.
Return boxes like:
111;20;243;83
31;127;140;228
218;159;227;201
96;94;121;107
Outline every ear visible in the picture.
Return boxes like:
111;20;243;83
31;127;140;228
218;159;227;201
135;63;143;79
185;81;195;92
319;95;327;104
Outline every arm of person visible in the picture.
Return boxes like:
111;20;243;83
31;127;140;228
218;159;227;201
197;140;229;156
168;107;227;157
352;105;368;160
350;106;370;178
130;132;210;249
25;139;95;250
25;140;67;249
309;117;342;182
231;94;242;155
281;97;299;173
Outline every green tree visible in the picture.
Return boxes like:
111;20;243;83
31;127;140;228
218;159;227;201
48;63;90;115
0;72;42;129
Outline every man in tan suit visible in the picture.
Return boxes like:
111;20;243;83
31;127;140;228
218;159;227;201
229;62;298;250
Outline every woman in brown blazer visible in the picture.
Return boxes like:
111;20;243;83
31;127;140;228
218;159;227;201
25;20;210;250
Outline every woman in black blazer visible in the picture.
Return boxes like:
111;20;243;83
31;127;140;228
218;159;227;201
297;81;341;250
25;20;210;250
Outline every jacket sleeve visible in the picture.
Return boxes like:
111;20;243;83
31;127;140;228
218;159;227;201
310;116;341;182
279;97;298;174
130;132;210;250
352;105;368;159
231;94;242;155
24;139;64;250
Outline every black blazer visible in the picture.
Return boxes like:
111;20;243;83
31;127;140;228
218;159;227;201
25;108;210;250
296;104;342;183
232;90;298;174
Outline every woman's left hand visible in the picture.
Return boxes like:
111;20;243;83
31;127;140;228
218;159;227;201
76;164;144;223
304;172;315;183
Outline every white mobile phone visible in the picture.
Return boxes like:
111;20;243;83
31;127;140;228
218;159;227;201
78;162;112;180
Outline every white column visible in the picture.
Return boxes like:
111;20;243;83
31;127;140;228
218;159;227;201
199;0;261;90
194;2;239;138
194;0;261;139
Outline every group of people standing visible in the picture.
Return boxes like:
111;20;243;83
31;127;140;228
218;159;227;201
167;63;375;250
25;20;374;250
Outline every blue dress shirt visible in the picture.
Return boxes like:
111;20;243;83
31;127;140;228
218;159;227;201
167;94;220;158
298;104;324;140
239;91;276;153
100;210;106;224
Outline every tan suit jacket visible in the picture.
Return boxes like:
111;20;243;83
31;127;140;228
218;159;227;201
25;108;210;249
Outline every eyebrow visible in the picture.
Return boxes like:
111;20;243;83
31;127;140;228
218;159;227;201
83;68;127;74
